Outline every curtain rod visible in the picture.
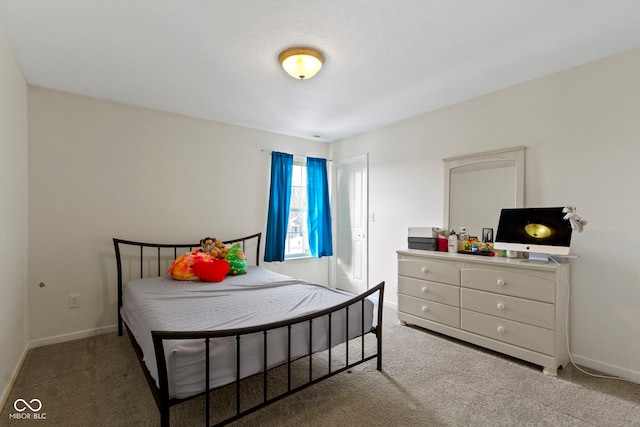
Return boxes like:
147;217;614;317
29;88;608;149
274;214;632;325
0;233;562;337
261;149;332;162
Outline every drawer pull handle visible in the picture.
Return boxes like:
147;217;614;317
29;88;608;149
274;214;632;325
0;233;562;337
497;303;506;310
421;306;428;312
421;286;428;293
421;267;429;274
497;279;506;286
497;326;506;334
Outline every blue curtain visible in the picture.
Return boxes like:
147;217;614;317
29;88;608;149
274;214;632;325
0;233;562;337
306;157;333;257
264;152;293;262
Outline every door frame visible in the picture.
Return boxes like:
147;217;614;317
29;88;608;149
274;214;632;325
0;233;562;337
330;153;368;291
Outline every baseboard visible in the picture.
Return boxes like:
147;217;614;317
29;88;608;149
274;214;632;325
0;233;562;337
0;342;30;415
29;324;118;349
383;300;398;311
566;354;640;384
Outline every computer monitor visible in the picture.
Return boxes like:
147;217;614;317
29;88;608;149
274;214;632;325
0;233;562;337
494;207;573;262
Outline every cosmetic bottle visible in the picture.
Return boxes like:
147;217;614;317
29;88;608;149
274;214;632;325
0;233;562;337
448;230;458;253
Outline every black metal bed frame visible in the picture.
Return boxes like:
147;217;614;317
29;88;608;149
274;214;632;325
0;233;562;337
113;233;385;426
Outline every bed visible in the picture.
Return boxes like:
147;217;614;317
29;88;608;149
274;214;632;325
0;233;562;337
113;233;385;426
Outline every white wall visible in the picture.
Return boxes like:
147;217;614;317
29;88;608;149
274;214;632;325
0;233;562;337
0;30;29;404
27;88;330;344
331;48;640;382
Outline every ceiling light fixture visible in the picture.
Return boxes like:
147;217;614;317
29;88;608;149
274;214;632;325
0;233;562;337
278;47;324;80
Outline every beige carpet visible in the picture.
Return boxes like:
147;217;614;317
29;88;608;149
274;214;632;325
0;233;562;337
2;308;639;426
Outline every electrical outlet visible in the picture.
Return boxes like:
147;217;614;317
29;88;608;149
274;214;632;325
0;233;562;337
69;294;80;309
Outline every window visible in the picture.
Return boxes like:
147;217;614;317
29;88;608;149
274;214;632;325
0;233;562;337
285;161;311;258
264;151;332;263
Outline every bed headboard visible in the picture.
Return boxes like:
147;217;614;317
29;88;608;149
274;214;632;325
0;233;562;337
113;232;261;335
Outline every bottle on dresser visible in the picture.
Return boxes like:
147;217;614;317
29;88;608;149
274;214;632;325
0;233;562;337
448;230;458;253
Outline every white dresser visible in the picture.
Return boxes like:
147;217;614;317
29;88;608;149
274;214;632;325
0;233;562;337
397;249;570;375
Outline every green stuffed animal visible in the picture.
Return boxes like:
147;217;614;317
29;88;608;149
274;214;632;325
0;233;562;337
224;243;247;275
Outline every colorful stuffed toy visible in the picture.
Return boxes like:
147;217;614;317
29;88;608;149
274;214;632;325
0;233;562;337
168;238;243;281
192;258;230;282
224;243;247;275
167;250;210;281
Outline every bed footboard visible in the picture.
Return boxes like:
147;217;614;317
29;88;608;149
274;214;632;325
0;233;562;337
114;232;384;426
152;281;384;427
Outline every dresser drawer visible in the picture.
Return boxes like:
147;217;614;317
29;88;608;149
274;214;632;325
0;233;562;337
398;294;460;328
398;276;460;306
460;288;554;329
398;258;460;285
461;268;555;303
461;309;554;355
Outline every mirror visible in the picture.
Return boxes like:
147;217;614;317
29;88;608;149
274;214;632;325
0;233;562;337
443;147;525;239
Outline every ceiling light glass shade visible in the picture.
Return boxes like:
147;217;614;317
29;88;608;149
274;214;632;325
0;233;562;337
278;47;324;80
524;223;552;238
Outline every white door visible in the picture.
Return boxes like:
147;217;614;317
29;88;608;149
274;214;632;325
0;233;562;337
334;155;368;294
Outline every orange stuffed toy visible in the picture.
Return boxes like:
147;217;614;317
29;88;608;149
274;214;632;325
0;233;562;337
167;250;210;281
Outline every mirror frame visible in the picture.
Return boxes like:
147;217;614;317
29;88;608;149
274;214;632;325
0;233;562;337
443;146;525;232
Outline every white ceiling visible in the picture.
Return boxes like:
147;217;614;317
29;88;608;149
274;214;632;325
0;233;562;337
2;1;640;142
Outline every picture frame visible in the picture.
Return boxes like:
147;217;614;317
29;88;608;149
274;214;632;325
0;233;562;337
482;228;494;243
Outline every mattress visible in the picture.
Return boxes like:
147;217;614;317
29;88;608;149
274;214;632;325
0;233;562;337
120;266;374;399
